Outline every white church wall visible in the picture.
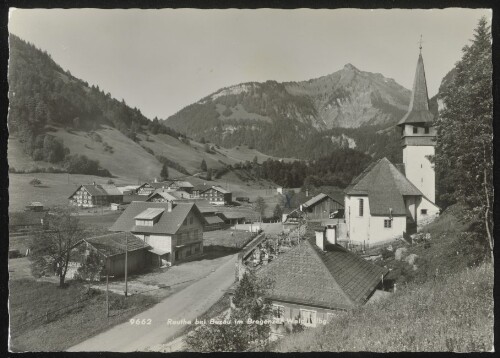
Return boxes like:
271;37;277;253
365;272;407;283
403;145;435;202
416;196;440;229
345;195;370;244
367;216;406;245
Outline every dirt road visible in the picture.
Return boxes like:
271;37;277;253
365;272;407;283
67;254;237;352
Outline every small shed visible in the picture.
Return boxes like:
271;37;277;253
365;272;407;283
70;232;152;279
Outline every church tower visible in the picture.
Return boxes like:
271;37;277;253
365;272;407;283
397;45;436;203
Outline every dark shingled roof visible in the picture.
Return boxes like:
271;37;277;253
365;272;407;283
204;215;224;225
398;53;434;126
110;201;205;234
346;158;423;216
257;237;388;310
84;232;150;257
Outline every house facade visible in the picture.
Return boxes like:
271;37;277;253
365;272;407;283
68;183;123;208
199;186;232;205
299;193;344;221
110;201;206;265
229;231;388;339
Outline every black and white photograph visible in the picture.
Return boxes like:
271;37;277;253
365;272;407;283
6;7;494;352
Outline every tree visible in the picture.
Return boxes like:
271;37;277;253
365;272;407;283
200;159;207;172
185;272;272;352
29;178;41;186
75;248;104;285
253;196;267;222
273;204;283;221
434;17;493;260
107;179;115;185
29;207;87;287
206;168;213;181
160;162;169;180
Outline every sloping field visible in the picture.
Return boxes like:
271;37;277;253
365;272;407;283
53;126;182;180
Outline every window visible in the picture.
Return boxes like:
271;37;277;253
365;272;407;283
424;127;430;134
384;219;392;228
421;209;428;215
272;304;285;321
299;309;317;327
359;199;364;216
190;217;193;224
413;126;418;134
178;233;183;244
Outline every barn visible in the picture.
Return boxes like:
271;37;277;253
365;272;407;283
299;193;344;221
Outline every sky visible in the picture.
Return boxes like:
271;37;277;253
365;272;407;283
8;8;491;120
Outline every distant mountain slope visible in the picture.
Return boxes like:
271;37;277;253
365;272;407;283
165;64;411;159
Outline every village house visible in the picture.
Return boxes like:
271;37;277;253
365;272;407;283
25;202;44;212
299;193;344;221
168;180;194;194
134;181;169;196
191;184;209;198
110;201;206;265
229;228;388;339
67;232;152;280
199;186;232;205
146;190;178;203
68;183;123;208
217;211;246;226
343;51;439;247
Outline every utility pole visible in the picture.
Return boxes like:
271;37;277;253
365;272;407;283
124;233;128;297
106;256;109;318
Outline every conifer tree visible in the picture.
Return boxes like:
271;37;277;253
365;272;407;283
434;17;493;260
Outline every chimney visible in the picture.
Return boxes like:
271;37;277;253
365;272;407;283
167;201;174;212
314;227;326;251
325;225;337;245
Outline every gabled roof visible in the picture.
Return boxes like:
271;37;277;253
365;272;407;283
346;158;423;216
257;238;388;310
301;193;343;209
202;186;230;194
169;190;190;199
84;232;150;257
187;199;215;213
171;181;194;188
397;53;434;126
110;202;206;235
100;184;122;196
218;211;246;220
204;215;224;225
147;191;177;202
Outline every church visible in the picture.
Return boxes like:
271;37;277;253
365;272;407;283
344;49;440;246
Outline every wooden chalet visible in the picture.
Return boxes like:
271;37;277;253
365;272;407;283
299;193;344;221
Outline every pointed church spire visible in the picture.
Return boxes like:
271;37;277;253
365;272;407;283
397;45;434;127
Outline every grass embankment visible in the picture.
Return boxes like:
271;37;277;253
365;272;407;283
9;279;158;352
269;205;494;352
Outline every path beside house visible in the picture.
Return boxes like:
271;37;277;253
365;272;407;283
67;253;237;352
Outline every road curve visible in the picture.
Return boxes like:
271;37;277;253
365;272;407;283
67;254;237;352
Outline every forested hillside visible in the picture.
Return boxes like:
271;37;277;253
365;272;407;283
7;34;184;176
